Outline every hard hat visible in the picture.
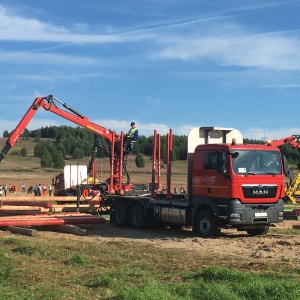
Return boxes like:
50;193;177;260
130;122;135;126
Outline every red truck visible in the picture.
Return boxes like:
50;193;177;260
109;127;285;237
0;96;285;237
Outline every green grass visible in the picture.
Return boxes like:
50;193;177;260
270;227;300;235
0;234;299;300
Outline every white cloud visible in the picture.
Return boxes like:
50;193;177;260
242;127;300;140
0;50;95;66
0;5;153;43
1;3;300;72
151;29;300;71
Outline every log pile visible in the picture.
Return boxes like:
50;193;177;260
0;195;105;236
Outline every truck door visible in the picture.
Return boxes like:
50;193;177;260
203;151;230;198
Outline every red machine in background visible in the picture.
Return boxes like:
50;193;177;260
269;135;300;149
0;95;129;195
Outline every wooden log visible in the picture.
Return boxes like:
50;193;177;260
89;200;101;206
1;201;53;208
0;215;106;227
0;212;85;219
52;204;94;208
0;206;42;210
292;224;300;230
50;206;98;213
47;225;88;236
0;210;49;215
5;226;38;237
0;212;87;219
2;196;78;201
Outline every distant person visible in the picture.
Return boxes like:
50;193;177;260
38;184;42;196
22;183;25;192
33;185;38;196
124;122;139;152
4;184;7;196
27;186;33;194
42;184;47;196
49;184;52;196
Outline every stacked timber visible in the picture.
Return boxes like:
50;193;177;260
0;195;106;235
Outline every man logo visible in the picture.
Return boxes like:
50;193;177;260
253;190;268;195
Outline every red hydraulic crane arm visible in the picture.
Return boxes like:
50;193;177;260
269;135;300;148
0;95;119;162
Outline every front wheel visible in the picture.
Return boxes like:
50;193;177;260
195;210;220;238
246;226;269;236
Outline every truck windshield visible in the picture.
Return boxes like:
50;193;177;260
231;150;281;175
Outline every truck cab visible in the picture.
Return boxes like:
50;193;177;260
188;127;284;237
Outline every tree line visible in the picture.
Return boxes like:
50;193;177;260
3;127;300;169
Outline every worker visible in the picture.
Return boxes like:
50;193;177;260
124;122;139;152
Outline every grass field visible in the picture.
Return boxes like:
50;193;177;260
0;232;299;300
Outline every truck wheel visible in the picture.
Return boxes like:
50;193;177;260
114;203;130;227
195;210;219;238
246;226;269;236
130;204;147;229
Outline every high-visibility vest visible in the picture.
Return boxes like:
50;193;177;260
127;127;137;138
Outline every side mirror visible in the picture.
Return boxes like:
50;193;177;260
231;152;239;158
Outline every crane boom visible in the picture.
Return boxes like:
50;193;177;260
0;95;127;195
269;135;300;148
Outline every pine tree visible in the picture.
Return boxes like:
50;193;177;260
135;153;145;168
20;147;27;157
40;150;53;168
53;151;65;169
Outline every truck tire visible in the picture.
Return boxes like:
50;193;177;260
195;210;220;238
246;226;269;236
114;203;130;227
130;204;147;229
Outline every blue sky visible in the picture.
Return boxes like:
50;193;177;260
1;0;300;140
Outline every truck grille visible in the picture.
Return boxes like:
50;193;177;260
242;184;277;198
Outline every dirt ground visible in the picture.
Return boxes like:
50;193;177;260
76;220;300;264
0;171;299;269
